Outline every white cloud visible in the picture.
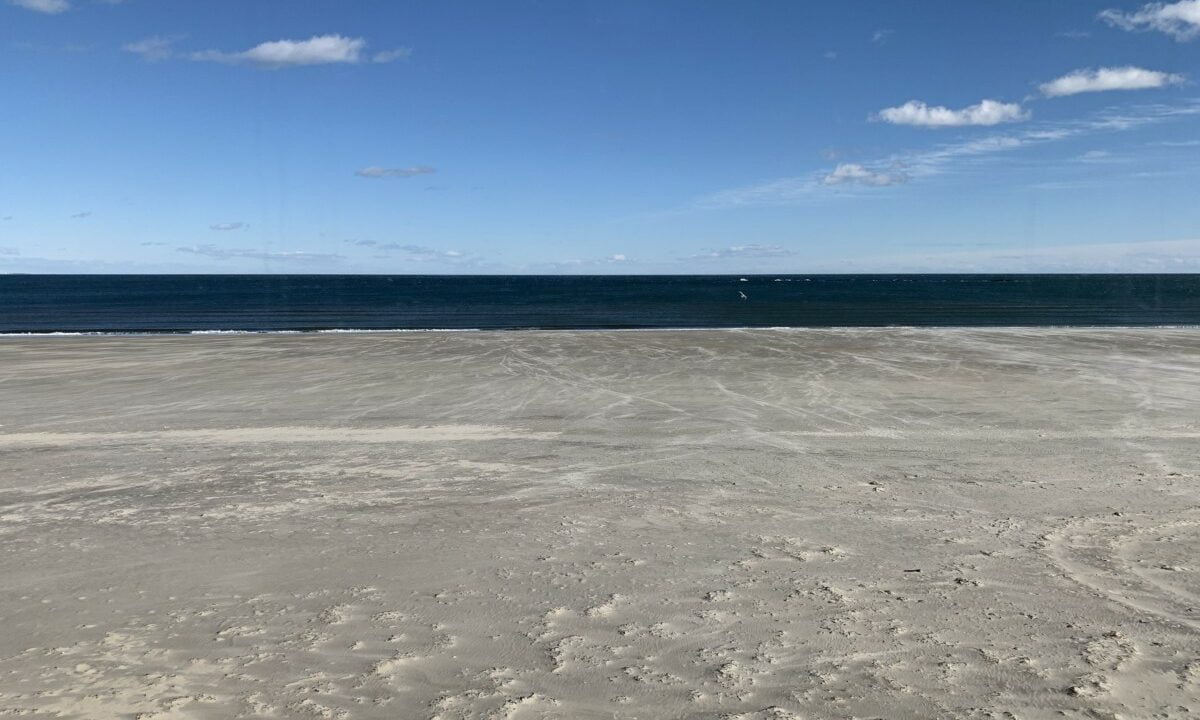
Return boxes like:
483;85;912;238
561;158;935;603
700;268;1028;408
355;165;436;178
123;36;177;62
877;99;1029;128
1100;0;1200;41
0;247;18;256
821;163;907;187
192;35;372;68
872;29;894;43
8;0;70;13
608;254;627;262
210;222;246;231
1040;66;1185;97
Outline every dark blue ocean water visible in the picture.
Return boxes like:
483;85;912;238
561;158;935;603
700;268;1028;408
1;274;1198;333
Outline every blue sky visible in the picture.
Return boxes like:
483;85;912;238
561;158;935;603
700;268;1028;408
2;0;1199;273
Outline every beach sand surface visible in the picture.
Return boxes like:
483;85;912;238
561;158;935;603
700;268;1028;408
1;329;1198;719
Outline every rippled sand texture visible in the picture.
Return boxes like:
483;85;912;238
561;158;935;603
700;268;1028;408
1;329;1199;720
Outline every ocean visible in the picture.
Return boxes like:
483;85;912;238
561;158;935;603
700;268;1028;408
1;274;1198;334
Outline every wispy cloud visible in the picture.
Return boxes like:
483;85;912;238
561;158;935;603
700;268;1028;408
372;48;412;63
697;100;1200;207
1056;29;1092;39
372;243;503;270
345;240;483;267
355;165;436;178
1074;149;1125;163
177;244;344;263
872;28;894;43
69;211;92;219
7;0;69;14
697;177;820;208
369;243;475;263
9;0;125;13
876;99;1029;128
821;163;907;187
1100;0;1200;41
689;244;795;260
123;36;178;62
537;253;637;271
0;247;18;256
1040;66;1185;97
209;222;247;231
190;35;408;68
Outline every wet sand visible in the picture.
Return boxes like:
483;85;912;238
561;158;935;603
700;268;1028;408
1;329;1198;719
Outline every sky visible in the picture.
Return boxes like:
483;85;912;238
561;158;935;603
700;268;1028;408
2;0;1200;274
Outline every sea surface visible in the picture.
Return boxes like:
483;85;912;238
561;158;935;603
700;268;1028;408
1;274;1198;333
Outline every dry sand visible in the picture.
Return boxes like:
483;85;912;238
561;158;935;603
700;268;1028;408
0;328;1198;719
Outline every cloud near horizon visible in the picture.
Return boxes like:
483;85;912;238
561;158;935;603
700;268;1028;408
690;244;795;260
344;240;476;265
844;237;1200;273
189;35;409;68
876;99;1029;128
1040;66;1185;97
377;243;462;260
177;244;344;263
1100;0;1200;41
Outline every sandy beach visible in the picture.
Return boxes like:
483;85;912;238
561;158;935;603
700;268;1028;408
1;328;1198;719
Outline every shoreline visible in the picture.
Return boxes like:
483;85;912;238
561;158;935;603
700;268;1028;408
3;323;1200;337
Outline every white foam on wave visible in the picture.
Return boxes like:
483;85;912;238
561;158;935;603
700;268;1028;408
316;328;481;334
0;331;121;337
0;328;484;337
189;330;303;335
